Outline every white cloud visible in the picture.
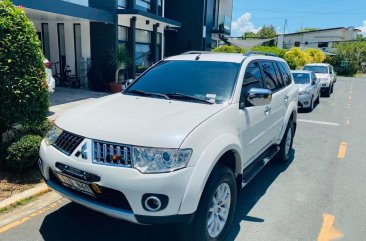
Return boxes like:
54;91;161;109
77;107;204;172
231;12;261;36
358;20;366;36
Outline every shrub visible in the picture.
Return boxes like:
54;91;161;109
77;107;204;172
4;135;43;172
212;45;246;53
250;46;286;58
305;48;326;63
0;0;49;141
18;120;52;137
285;47;311;69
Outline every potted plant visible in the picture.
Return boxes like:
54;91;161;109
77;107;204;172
109;45;131;93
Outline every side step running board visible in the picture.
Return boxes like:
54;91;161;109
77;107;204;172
241;146;280;187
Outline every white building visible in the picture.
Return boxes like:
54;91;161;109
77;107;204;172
277;27;361;52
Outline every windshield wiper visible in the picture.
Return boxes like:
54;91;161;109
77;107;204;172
166;93;214;105
126;89;170;100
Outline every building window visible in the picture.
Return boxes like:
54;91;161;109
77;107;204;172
294;41;301;47
305;41;308;45
41;23;50;60
136;0;151;12
135;29;152;73
118;0;127;8
157;32;162;60
118;26;129;46
158;0;162;16
318;42;329;48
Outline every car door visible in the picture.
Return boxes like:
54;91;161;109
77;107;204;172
239;61;273;164
259;61;287;144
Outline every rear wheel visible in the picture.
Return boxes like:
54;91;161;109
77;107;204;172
177;165;237;241
276;120;294;163
325;87;331;97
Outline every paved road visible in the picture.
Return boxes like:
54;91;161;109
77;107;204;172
1;77;365;241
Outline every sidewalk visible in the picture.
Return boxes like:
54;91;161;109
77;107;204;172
48;87;109;120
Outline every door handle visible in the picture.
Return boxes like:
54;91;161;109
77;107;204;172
284;96;289;102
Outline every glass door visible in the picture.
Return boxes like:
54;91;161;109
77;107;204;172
57;23;66;83
73;24;82;80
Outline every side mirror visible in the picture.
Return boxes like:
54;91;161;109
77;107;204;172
246;88;272;107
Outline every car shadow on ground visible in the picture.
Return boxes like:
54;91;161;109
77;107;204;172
39;150;296;241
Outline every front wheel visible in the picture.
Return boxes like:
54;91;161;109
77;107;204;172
276;120;295;163
177;165;237;241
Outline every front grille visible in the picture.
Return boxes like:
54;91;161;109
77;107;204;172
92;141;132;167
49;170;132;211
53;131;84;156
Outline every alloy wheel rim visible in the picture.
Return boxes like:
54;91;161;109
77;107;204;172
285;128;292;156
207;183;231;238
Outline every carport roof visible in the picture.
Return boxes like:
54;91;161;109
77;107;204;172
12;0;115;24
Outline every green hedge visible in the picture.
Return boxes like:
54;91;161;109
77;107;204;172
4;135;43;172
0;0;49;137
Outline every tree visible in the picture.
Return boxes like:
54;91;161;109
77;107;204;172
110;45;132;83
284;47;311;69
242;32;257;39
305;48;326;63
356;34;366;41
257;25;277;39
250;46;286;58
332;41;366;75
0;0;49;145
296;27;320;33
212;45;246;53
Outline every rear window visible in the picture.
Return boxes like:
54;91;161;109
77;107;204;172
304;65;329;74
292;73;310;84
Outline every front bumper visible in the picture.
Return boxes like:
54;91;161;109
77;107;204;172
298;94;312;108
39;140;195;224
320;80;331;88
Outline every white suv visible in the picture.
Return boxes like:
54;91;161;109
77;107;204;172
303;63;336;97
39;51;298;241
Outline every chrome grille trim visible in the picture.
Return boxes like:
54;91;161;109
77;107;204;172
53;131;84;156
92;141;132;167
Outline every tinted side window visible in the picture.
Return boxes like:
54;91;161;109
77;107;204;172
312;72;317;81
329;66;333;74
240;62;264;106
278;62;292;86
243;62;263;85
274;62;285;88
260;61;280;91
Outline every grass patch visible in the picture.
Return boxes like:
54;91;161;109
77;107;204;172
0;190;49;214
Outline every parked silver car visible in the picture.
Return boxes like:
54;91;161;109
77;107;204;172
292;70;321;111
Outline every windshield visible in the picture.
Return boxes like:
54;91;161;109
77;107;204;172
125;61;240;104
292;73;310;84
304;65;329;74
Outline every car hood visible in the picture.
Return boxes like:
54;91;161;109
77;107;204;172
296;83;310;92
315;73;330;79
56;94;228;148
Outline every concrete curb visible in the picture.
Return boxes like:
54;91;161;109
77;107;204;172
0;183;49;210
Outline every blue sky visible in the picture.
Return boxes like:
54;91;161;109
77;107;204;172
231;0;366;36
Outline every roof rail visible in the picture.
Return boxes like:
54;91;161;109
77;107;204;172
244;51;278;57
182;51;214;55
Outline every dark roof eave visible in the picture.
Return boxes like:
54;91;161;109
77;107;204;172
116;9;181;27
12;0;115;24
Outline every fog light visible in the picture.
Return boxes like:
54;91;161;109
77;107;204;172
142;194;169;212
145;196;161;211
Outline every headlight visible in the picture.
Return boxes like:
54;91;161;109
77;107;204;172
45;125;63;146
299;89;311;95
132;147;192;173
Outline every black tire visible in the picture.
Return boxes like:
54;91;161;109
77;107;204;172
276;120;295;164
176;165;237;241
331;84;334;93
325;87;331;97
316;93;320;104
308;97;314;112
